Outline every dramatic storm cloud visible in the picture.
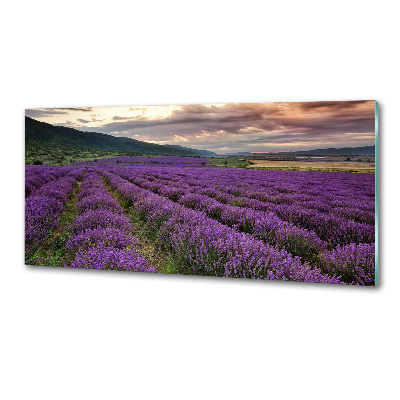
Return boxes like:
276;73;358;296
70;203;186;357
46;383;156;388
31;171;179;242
25;101;376;153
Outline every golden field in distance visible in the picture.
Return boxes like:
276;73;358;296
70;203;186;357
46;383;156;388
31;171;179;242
248;157;375;173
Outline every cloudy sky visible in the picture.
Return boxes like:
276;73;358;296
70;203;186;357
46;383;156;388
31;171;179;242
26;101;376;153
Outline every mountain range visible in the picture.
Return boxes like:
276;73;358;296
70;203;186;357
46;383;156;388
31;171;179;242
227;146;375;156
25;117;218;157
288;146;375;155
25;116;375;163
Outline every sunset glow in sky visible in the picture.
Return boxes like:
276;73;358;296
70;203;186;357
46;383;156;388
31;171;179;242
26;101;376;153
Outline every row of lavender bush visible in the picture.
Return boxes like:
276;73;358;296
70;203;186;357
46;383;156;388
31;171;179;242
112;168;326;263
25;165;375;284
101;170;341;283
108;166;375;284
25;165;75;197
94;156;209;164
25;168;85;259
136;167;374;213
126;167;374;246
64;171;155;273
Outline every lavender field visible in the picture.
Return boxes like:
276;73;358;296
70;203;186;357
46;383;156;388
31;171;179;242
25;160;376;285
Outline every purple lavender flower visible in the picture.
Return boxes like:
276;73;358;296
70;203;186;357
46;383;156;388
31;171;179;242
72;208;132;234
66;247;155;273
26;163;375;285
319;243;375;285
76;194;123;214
65;228;138;253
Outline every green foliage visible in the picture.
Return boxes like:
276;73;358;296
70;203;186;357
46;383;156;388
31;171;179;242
25;116;215;165
209;157;254;169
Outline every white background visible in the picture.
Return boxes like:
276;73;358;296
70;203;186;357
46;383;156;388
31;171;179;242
1;1;399;399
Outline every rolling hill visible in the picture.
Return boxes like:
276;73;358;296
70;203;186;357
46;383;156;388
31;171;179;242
25;117;217;161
